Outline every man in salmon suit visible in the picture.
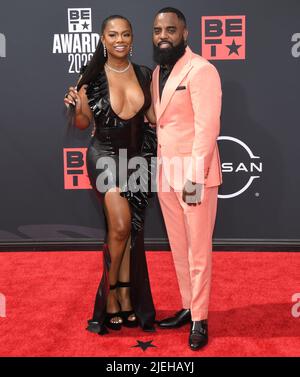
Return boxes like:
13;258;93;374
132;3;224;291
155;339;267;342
152;7;222;350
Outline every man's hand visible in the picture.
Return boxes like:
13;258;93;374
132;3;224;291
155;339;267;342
182;180;203;206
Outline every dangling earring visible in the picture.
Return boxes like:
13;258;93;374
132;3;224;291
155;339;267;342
103;44;107;57
130;45;133;57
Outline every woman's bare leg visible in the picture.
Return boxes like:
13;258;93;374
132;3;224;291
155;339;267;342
103;188;131;323
118;235;136;321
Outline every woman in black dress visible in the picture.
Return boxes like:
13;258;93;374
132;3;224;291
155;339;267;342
64;15;157;334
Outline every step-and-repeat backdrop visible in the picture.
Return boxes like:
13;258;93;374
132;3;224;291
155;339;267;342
1;0;299;248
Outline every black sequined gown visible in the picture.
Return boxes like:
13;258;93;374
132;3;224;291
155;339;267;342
83;64;157;334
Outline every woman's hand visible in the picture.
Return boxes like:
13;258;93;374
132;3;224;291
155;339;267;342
64;85;91;129
64;86;82;115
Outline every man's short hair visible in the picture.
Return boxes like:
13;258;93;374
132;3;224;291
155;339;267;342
155;7;187;27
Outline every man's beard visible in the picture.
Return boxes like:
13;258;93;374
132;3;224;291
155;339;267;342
153;38;186;66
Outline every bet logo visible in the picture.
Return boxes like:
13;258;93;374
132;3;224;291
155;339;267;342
201;16;246;60
68;8;92;33
63;148;92;189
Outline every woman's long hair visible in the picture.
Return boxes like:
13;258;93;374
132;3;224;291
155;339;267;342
77;14;132;91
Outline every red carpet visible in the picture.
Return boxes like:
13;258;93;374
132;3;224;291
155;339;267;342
0;251;299;357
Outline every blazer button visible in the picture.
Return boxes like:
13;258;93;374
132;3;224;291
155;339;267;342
159;144;161;148
160;125;164;128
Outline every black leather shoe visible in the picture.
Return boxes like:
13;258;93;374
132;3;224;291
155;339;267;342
189;320;208;350
158;309;191;329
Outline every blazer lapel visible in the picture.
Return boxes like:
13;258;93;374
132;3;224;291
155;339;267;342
157;46;193;121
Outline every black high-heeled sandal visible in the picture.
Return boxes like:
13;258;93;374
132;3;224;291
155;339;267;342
117;281;138;328
104;284;123;331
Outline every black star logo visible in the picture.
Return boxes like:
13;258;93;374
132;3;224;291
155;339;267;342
226;39;242;55
82;22;89;30
131;340;156;351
